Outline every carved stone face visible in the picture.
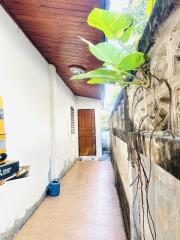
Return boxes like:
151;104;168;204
148;100;160;120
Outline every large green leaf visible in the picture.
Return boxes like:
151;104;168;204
87;77;134;87
87;78;115;84
84;70;137;87
119;26;134;43
87;8;133;40
70;68;118;80
80;38;124;65
118;52;145;70
147;0;157;15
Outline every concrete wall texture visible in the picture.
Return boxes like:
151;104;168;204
0;6;102;239
110;3;180;240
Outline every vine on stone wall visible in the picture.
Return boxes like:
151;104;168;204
70;1;165;240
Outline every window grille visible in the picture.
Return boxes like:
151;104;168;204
71;106;75;134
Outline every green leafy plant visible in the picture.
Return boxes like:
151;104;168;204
87;8;133;40
70;0;156;87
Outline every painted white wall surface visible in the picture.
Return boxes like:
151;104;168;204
53;70;78;178
76;96;102;160
0;6;78;236
0;6;51;234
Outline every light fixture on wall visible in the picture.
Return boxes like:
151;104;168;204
69;65;86;75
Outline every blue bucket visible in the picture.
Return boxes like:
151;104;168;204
47;179;60;197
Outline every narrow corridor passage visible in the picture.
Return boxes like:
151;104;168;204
15;161;127;240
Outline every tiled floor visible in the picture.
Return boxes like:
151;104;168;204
15;161;127;240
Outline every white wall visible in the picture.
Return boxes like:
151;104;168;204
0;6;51;234
0;6;78;236
76;96;102;160
52;68;78;178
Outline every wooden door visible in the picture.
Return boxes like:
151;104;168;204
78;109;96;156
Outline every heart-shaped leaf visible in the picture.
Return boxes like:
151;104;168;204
80;38;124;65
70;68;118;80
118;52;145;70
88;8;133;40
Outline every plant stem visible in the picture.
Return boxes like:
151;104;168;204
118;69;134;78
117;69;147;85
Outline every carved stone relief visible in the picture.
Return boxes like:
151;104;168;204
127;19;180;135
151;44;168;81
175;88;180;134
117;100;125;131
110;15;180;137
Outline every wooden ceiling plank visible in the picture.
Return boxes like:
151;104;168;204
16;34;97;43
14;13;88;23
5;3;97;15
7;6;93;18
5;0;104;8
21;26;102;41
1;0;105;99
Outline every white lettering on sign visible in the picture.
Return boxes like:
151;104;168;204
0;167;12;177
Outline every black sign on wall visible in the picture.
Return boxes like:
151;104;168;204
0;161;19;180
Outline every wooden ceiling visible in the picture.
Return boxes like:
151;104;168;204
1;0;105;99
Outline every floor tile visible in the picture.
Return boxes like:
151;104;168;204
15;160;127;240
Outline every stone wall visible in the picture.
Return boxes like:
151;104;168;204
110;1;180;240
